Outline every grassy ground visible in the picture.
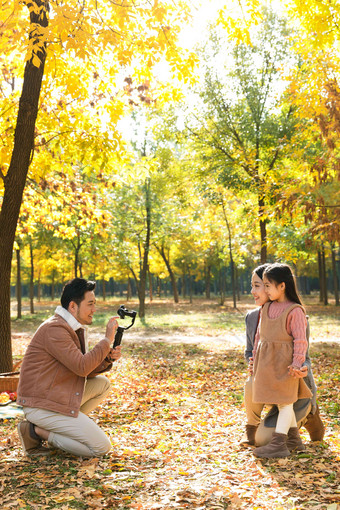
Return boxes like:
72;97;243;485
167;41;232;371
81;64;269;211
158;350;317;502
1;296;340;509
10;293;340;340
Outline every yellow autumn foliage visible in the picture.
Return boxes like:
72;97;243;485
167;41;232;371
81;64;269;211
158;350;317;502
0;0;198;189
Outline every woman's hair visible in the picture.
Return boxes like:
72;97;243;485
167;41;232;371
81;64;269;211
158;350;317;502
61;278;96;309
263;263;303;305
253;263;270;280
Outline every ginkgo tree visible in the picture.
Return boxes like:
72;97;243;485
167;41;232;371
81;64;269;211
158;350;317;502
270;0;340;297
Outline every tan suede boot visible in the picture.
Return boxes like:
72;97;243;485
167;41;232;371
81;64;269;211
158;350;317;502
253;432;290;458
17;421;50;457
17;421;40;453
287;427;306;452
304;405;325;441
239;424;258;447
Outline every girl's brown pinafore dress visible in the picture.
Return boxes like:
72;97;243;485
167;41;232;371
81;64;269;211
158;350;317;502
253;302;312;405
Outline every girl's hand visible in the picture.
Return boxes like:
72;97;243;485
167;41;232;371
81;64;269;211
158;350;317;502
288;365;308;378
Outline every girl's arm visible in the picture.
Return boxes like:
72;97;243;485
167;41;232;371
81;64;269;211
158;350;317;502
287;307;308;369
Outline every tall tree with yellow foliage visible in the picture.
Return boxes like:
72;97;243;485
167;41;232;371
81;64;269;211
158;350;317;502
0;0;194;371
278;0;340;298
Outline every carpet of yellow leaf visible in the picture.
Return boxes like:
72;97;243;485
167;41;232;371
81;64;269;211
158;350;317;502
1;298;339;509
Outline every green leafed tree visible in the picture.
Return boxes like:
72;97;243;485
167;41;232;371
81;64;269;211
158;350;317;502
187;8;297;263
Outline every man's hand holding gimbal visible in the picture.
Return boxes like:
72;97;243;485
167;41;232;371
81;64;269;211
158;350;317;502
104;317;122;362
105;316;119;343
107;345;121;362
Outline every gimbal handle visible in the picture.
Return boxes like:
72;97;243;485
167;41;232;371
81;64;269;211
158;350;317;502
113;327;124;348
112;306;137;348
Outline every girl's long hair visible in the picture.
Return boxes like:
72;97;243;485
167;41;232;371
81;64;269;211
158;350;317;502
263;263;303;306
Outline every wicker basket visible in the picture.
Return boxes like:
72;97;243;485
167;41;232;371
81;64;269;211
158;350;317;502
0;372;20;393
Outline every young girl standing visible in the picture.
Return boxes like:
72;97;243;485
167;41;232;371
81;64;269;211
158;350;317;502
252;263;312;458
241;263;270;446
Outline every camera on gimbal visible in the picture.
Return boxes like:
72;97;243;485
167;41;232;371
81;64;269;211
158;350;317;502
117;305;137;321
113;305;137;348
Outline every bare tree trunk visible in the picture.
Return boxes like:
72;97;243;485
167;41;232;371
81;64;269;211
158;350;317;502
102;279;106;301
259;196;267;264
16;248;22;320
51;270;55;301
148;268;153;302
331;246;339;306
322;248;328;305
127;277;132;301
182;266;187;298
318;250;324;303
235;265;240;302
74;247;79;278
157;245;179;303
189;269;193;304
0;0;49;371
110;278;114;297
37;271;42;302
205;263;211;299
219;267;225;306
137;178;151;318
221;201;237;309
29;239;34;314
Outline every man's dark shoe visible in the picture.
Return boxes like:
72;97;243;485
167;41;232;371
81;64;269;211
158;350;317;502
239;424;258;447
26;445;51;457
17;420;50;456
304;405;325;441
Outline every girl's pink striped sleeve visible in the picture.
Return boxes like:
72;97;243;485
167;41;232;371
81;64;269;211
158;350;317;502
287;307;308;368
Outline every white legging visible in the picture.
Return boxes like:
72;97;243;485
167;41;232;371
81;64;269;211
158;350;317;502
276;403;298;435
23;375;111;457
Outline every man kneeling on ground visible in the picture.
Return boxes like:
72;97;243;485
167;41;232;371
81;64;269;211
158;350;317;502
17;278;120;457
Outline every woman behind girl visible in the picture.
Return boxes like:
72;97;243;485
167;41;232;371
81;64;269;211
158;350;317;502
241;263;271;445
241;264;323;450
252;263;313;458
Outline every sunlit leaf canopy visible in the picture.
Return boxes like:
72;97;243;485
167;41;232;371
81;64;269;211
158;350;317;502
0;0;197;184
1;0;340;291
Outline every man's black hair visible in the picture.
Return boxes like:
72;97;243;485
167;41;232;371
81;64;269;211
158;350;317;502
61;278;96;310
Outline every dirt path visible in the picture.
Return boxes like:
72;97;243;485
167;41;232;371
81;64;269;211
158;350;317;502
11;328;340;359
10;297;340;354
111;329;246;347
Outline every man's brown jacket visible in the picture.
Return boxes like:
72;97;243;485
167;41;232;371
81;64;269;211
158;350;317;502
17;315;111;417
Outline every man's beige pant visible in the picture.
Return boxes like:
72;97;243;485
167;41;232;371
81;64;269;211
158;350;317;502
244;376;311;446
23;375;111;457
